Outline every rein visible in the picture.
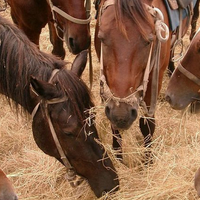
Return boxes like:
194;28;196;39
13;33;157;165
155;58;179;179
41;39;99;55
99;0;169;117
31;69;83;187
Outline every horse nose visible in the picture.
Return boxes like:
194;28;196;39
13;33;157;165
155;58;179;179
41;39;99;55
165;94;172;104
105;103;138;129
131;108;137;120
69;37;76;52
68;37;91;55
105;105;110;116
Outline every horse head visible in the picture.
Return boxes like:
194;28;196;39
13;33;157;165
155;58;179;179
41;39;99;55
95;0;170;130
49;0;91;54
30;51;119;198
166;30;200;110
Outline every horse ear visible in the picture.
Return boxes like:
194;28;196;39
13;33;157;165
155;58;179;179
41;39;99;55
30;76;62;100
71;50;88;77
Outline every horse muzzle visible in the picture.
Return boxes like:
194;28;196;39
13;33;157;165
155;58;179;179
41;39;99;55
64;31;91;55
105;100;138;130
165;89;195;110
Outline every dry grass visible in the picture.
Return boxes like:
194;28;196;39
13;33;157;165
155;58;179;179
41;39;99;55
1;3;200;200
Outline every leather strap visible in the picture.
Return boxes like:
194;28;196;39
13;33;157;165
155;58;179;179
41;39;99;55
177;62;200;86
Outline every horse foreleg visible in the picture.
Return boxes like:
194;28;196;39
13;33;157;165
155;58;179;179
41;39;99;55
168;59;175;77
190;0;200;40
111;126;122;160
48;22;65;59
139;116;155;164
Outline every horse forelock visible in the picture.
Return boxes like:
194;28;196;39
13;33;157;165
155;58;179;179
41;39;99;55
56;69;93;121
115;0;154;40
0;16;66;114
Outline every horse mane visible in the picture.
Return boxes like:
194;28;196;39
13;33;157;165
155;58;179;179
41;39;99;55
56;69;94;121
115;0;154;40
0;16;93;119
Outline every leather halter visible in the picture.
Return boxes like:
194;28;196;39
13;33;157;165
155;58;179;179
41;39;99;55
177;27;200;87
99;0;169;116
31;69;82;187
177;62;200;86
47;0;91;41
47;0;91;24
46;0;93;91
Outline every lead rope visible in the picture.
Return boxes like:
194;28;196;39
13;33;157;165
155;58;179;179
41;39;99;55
86;0;93;90
141;5;169;117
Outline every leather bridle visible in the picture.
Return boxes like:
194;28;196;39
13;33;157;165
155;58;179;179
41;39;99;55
31;69;83;187
99;0;169;117
46;0;93;90
176;27;200;87
47;0;91;41
177;62;200;87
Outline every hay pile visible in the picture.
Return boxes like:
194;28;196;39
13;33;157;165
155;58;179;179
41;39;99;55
1;4;200;200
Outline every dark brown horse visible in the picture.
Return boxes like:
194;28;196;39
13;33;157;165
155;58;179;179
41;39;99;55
6;0;91;59
0;169;18;200
0;15;119;197
94;0;197;161
166;27;200;110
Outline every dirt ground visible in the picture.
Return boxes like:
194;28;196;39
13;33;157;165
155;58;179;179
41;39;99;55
1;2;200;200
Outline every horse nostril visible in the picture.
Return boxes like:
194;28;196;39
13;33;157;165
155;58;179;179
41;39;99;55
131;108;137;120
165;95;171;104
69;37;74;48
14;195;18;200
105;106;110;116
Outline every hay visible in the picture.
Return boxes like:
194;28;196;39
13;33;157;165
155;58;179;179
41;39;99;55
1;3;200;200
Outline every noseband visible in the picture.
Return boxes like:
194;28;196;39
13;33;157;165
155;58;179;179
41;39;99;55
47;0;91;41
31;69;83;187
177;62;200;87
176;27;200;87
99;0;169;116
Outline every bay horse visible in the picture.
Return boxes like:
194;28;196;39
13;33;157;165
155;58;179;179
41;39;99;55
0;169;18;200
94;0;197;161
0;15;119;197
165;28;200;197
6;0;91;59
165;27;200;110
